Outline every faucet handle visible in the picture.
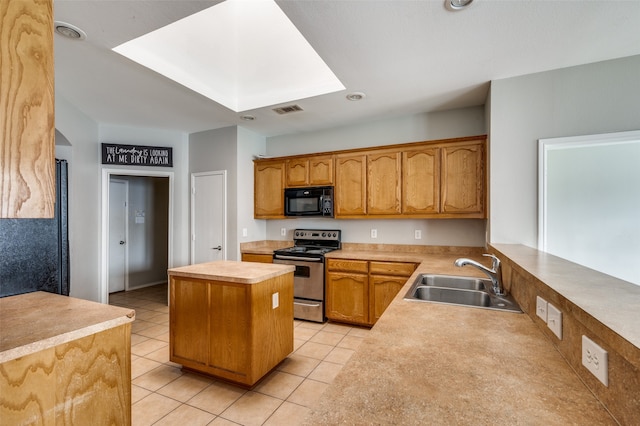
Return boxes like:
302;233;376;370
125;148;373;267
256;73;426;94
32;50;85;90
482;253;500;271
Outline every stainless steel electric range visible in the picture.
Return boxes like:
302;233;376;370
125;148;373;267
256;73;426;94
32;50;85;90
273;229;341;323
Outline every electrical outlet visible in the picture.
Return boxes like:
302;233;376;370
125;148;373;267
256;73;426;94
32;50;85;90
370;229;377;239
547;303;562;339
414;230;422;240
280;227;286;236
536;296;548;322
582;335;608;386
242;228;248;237
272;292;279;309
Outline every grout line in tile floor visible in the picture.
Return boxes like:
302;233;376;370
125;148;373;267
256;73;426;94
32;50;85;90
109;284;370;426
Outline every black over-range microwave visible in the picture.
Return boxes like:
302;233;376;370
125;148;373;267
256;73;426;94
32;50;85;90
284;186;334;217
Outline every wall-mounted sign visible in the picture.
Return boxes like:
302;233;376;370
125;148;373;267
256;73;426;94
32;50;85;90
101;143;173;167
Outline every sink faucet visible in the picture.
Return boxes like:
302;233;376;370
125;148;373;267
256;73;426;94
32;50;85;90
454;254;505;296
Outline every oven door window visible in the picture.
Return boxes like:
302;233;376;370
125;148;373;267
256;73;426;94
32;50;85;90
294;265;311;278
288;197;320;214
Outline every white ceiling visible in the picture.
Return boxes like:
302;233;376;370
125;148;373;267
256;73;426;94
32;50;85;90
54;0;640;138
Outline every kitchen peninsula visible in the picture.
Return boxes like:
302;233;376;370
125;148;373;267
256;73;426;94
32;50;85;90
0;292;135;424
168;260;295;387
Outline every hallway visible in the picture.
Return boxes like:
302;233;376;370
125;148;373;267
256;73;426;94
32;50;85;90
109;284;370;425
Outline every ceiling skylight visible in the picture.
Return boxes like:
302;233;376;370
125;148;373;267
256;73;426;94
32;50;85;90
112;0;345;112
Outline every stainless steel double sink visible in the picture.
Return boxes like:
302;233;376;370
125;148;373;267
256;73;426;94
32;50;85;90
404;274;522;313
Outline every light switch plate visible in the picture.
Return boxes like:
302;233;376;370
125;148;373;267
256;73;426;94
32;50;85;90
582;335;608;386
547;303;562;339
536;296;548;322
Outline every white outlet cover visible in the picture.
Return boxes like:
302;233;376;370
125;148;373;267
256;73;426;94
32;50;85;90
547;303;562;339
582;335;608;386
272;292;279;309
536;296;548;322
371;229;377;238
414;230;422;239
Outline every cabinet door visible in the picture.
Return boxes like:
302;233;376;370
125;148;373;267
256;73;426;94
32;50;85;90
368;150;401;215
326;272;368;325
209;281;250;375
286;158;309;187
335;154;367;216
402;147;440;214
1;0;55;218
308;156;334;185
370;275;407;324
441;141;485;215
170;278;209;365
254;160;285;218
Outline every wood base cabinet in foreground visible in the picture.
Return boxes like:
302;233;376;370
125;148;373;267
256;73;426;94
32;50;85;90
170;273;294;387
0;325;132;425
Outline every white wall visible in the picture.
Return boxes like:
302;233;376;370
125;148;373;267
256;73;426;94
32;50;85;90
265;106;488;247
237;127;267;256
55;96;100;301
490;54;640;247
189;126;267;260
54;99;190;302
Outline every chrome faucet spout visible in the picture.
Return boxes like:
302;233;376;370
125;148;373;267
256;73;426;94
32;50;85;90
454;254;505;296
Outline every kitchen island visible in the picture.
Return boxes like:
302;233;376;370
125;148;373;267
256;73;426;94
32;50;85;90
168;260;295;387
0;291;135;424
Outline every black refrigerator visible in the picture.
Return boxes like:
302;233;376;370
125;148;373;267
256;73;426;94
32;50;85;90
0;159;70;297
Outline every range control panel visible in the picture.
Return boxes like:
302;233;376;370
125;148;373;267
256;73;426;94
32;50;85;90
293;229;341;242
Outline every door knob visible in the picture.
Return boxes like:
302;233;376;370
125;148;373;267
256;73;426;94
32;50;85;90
212;246;222;251
119;240;126;245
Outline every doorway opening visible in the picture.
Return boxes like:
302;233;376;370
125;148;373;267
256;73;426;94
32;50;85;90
101;168;174;304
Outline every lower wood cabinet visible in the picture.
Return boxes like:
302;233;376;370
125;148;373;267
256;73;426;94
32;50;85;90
326;259;416;326
170;274;293;386
241;253;273;263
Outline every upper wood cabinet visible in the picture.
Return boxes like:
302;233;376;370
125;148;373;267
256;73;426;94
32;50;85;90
441;141;485;215
402;146;440;214
335;154;367;216
368;150;401;215
253;135;486;220
286;155;334;187
254;160;285;218
1;0;55;218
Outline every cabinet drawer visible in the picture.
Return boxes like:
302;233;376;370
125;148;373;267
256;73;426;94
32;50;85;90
369;261;416;277
241;253;273;263
326;258;369;273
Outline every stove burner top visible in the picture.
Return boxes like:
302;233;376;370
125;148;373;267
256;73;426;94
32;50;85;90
273;229;341;259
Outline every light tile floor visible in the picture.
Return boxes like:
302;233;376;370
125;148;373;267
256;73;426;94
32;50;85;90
109;284;370;426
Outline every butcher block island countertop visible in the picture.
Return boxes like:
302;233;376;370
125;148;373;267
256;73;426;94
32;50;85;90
0;292;135;424
302;249;617;425
168;260;295;387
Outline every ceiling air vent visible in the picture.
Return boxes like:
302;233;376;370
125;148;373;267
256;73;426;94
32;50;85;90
273;104;304;115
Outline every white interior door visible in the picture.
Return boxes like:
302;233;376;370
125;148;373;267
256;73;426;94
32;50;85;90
108;179;128;293
192;171;227;264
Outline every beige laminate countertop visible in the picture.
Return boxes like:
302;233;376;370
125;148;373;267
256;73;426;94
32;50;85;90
0;291;135;363
168;260;294;283
304;249;615;424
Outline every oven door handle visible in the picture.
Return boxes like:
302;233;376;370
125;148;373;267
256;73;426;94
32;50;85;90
274;255;323;262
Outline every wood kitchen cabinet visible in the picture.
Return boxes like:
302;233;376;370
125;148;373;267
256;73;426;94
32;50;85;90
326;258;416;326
254;160;285;218
326;259;369;325
441;141;485;215
286;155;334;187
241;253;273;263
402;146;440;214
335;154;367;216
368;150;402;215
1;0;55;218
369;261;416;324
169;265;294;387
